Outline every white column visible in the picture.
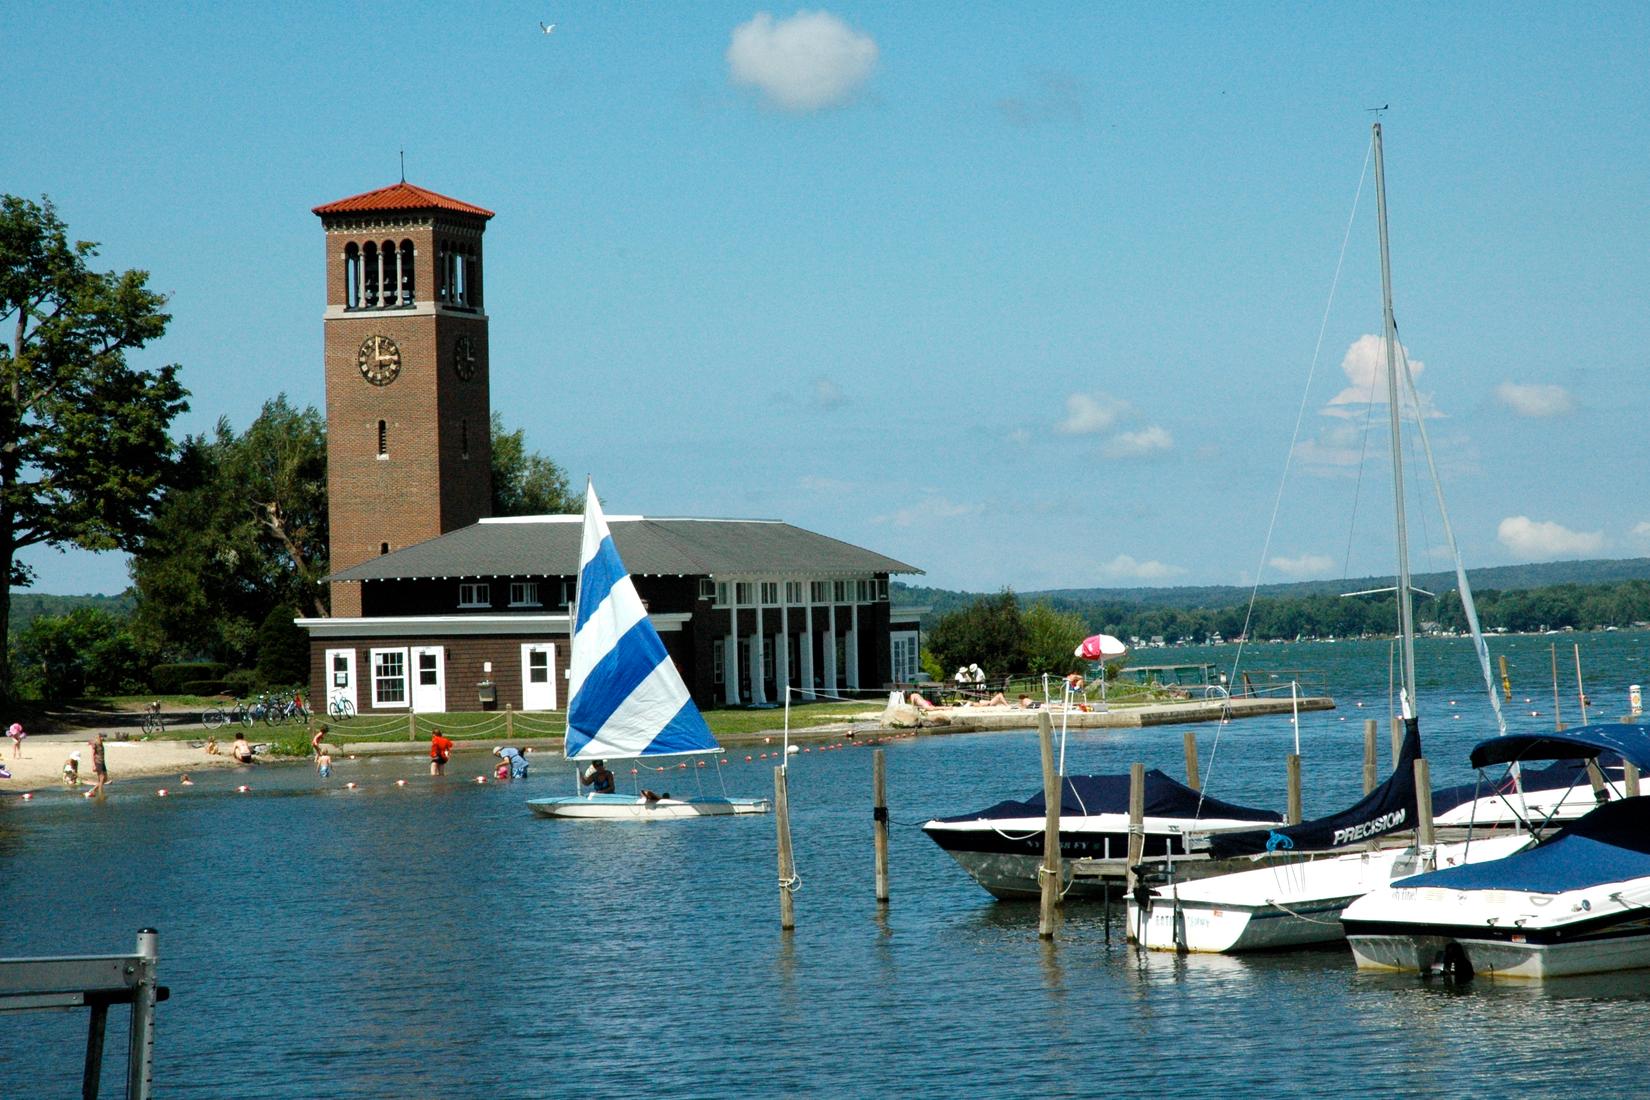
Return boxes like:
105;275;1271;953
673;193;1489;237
378;245;390;306
724;589;740;705
752;602;768;705
801;604;815;693
847;603;861;691
778;599;790;704
822;605;839;691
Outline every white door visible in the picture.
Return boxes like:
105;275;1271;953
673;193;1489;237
410;646;446;713
325;649;357;714
521;643;557;710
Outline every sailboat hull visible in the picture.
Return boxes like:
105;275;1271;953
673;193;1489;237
527;794;771;819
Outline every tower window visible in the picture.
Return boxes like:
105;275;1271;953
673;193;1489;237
380;240;398;306
344;243;361;308
377;419;387;458
363;242;379;307
380;542;390;555
399;240;415;305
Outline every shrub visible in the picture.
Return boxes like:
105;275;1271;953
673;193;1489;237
223;669;259;697
150;662;229;694
182;679;229;696
254;606;308;687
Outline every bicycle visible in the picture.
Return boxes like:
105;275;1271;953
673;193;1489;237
141;700;165;737
327;696;356;720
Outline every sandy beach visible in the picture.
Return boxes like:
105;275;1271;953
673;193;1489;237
1;737;249;793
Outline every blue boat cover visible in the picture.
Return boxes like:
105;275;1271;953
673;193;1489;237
1210;720;1423;858
934;769;1278;824
1429;759;1611;818
1393;796;1650;894
1468;724;1650;772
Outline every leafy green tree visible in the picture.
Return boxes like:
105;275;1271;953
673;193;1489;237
131;397;327;667
491;412;576;516
0;195;187;700
255;604;309;687
12;606;151;700
926;590;1028;680
1022;599;1086;675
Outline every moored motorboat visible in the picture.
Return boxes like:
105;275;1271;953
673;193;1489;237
1344;725;1650;979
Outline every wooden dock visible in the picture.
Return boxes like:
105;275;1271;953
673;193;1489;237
898;693;1334;734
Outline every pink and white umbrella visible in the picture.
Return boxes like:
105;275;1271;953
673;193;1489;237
1074;634;1128;661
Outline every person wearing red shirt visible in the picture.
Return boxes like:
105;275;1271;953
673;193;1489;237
429;729;455;776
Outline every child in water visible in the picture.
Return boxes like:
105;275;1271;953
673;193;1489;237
62;753;80;786
316;749;332;779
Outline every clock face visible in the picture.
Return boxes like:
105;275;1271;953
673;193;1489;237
453;334;477;381
357;335;402;386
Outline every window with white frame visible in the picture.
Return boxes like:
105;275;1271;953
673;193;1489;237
458;582;490;608
810;580;828;603
785;581;803;604
371;648;407;706
699;578;716;600
713;639;725;685
735;581;754;604
760;581;779;605
715;581;730;606
833;579;848;602
509;581;540;607
876;577;889;601
890;631;919;684
856;579;871;602
559;580;573;608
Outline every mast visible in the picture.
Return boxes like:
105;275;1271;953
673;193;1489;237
1372;121;1418;719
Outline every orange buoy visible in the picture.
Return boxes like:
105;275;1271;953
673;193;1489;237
746;755;753;762
395;779;406;787
157;789;168;797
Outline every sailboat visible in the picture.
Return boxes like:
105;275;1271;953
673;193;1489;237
1344;725;1650;979
526;482;771;820
1127;120;1538;952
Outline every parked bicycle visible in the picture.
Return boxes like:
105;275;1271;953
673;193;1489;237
202;698;254;730
327;696;356;720
141;700;165;737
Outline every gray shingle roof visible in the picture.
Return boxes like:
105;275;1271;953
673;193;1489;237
326;517;922;582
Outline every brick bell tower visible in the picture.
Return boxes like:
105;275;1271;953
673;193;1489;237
313;182;495;616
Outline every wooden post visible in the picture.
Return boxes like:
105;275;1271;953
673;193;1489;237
1574;643;1589;725
775;766;795;931
1036;711;1061;939
1627;762;1641;799
1499;654;1512;700
1125;762;1145;896
1390;717;1403;772
1182;730;1200;791
1362;718;1378;795
1414;758;1435;849
873;749;890;905
408;712;417;741
506;710;515;741
1585;760;1608;802
1286;754;1303;825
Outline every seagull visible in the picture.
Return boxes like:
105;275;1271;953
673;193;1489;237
539;21;555;34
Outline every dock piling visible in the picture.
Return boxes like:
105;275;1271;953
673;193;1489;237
1390;717;1402;772
1627;762;1642;798
1183;730;1200;791
1037;711;1061;939
873;749;890;905
1125;762;1145;905
775;766;796;931
1414;758;1435;851
1286;754;1302;825
1362;718;1378;795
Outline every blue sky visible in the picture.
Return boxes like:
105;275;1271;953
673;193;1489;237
5;2;1647;595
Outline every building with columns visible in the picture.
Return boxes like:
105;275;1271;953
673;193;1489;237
299;181;923;712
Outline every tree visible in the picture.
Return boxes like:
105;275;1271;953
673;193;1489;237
926;590;1028;680
130;397;327;667
491;412;576;515
1022;599;1086;675
255;604;309;687
0;195;187;700
12;606;151;701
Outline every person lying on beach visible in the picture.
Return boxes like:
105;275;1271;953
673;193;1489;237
231;735;254;764
958;692;1011;708
907;692;936;709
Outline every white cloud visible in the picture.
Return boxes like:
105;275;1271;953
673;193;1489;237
1269;553;1335;578
1628;520;1650;544
811;375;847;409
1103;425;1173;458
1324;334;1437;417
1497;515;1606;558
1056;392;1126;435
1495;382;1575;418
727;11;878;112
1097;554;1186;581
873;495;977;528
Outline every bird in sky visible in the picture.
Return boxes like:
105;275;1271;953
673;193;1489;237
539;21;555;34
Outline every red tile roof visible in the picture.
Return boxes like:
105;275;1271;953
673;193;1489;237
312;182;494;219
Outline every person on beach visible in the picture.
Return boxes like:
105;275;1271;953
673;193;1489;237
429;729;455;776
493;746;529;780
88;733;108;796
231;734;254;765
63;753;80;787
311;724;328;756
316;749;332;779
180;773;194;786
581;758;615;794
7;722;24;758
1018;694;1038;709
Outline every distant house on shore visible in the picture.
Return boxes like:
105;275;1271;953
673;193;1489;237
298;181;922;713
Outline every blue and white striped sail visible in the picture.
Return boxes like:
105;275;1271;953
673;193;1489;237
564;483;720;762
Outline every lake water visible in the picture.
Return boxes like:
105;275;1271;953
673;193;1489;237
3;633;1647;1097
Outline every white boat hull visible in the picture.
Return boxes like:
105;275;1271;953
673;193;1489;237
1131;833;1531;953
527;794;771;819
